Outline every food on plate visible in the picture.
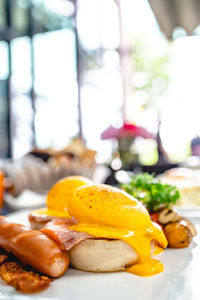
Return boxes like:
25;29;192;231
65;184;167;276
0;178;167;294
120;173;180;212
46;175;93;211
156;207;181;224
0;171;4;209
0;180;168;292
36;182;167;276
121;173;197;248
0;248;8;264
0;261;51;293
41;219;93;251
70;239;139;273
29;176;93;230
29;208;76;230
161;167;200;207
0;249;52;293
150;208;196;248
163;220;192;248
0;216;69;277
41;219;139;273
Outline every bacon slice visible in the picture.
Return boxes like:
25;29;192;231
0;260;52;293
29;211;76;230
0;248;52;293
29;212;76;224
41;219;93;250
0;248;8;264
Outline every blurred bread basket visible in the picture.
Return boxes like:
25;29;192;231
0;139;102;203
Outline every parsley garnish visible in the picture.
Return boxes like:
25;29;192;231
120;173;180;212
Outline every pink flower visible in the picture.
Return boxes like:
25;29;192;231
101;123;155;140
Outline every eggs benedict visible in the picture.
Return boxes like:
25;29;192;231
29;176;167;276
67;184;167;276
29;176;93;230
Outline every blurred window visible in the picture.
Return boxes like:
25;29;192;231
77;0;123;162
11;0;29;36
3;0;197;164
0;0;6;30
0;0;77;159
0;81;9;158
118;0;200;163
0;0;123;162
11;37;33;158
33;29;78;149
0;41;9;79
0;41;9;158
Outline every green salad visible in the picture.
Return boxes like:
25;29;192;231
120;173;180;212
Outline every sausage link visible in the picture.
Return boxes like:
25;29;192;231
0;216;69;277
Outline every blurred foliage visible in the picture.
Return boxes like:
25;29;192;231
131;38;171;107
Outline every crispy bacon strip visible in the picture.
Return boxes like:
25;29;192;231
28;211;76;226
0;248;8;264
0;248;52;293
41;219;93;250
0;260;52;293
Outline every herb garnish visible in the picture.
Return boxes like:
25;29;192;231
120;173;180;212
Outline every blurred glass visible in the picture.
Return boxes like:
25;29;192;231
0;0;6;31
0;171;4;209
10;37;33;158
8;0;75;38
11;0;29;36
77;0;119;50
0;81;9;158
0;41;9;80
11;95;34;159
0;42;9;158
77;0;122;163
0;0;77;159
33;29;79;149
11;36;32;94
31;0;74;32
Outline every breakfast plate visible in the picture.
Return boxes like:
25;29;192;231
0;209;200;300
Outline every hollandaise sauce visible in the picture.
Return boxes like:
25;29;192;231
70;223;167;276
127;259;164;276
31;207;71;218
68;184;168;276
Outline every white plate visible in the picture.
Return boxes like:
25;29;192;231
1;210;200;300
4;191;46;211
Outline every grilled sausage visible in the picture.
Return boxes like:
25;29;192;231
0;216;69;277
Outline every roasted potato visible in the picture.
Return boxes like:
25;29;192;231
163;220;192;248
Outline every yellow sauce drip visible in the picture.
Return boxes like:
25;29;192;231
32;207;71;218
153;244;164;256
127;259;164;276
70;223;167;276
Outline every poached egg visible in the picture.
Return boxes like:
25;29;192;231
69;184;167;276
